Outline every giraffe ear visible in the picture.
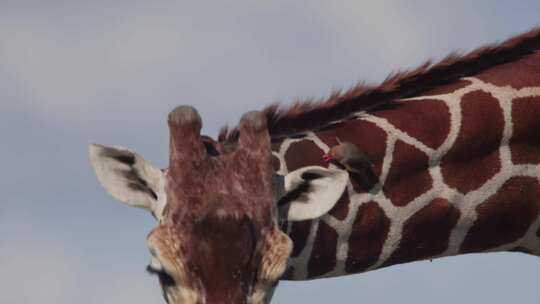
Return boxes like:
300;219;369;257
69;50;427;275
278;166;349;221
88;144;165;215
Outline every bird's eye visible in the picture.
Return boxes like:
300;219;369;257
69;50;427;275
146;265;176;287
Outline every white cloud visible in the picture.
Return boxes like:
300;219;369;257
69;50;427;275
0;10;187;118
0;1;529;124
0;210;162;304
0;1;433;121
0;227;81;303
304;0;431;73
94;274;162;304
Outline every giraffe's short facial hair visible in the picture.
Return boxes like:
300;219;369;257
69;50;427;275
146;216;293;304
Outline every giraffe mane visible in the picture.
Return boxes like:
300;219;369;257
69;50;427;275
219;26;540;141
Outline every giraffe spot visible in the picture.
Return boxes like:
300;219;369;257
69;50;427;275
383;198;460;266
317;120;387;185
345;202;390;273
476;52;540;89
423;79;472;96
441;152;501;194
376;99;451;149
328;191;350;221
384;140;432;206
307;221;338;277
461;176;540;253
441;90;503;194
271;155;281;171
510;96;540;165
284;140;326;172
288;220;312;258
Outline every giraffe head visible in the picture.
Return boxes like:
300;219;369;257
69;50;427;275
89;106;349;303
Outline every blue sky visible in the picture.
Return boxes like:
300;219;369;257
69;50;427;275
1;1;539;303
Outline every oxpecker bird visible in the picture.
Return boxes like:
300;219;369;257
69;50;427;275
323;142;379;190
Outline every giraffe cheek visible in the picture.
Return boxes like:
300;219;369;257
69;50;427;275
262;229;293;282
257;228;292;285
250;229;293;303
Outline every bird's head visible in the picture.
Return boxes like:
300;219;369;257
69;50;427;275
323;142;359;163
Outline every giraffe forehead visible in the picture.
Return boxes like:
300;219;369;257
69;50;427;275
161;154;278;234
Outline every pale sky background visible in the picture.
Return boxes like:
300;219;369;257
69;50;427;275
1;1;540;303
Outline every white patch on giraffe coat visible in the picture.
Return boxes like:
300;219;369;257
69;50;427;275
276;136;308;175
361;116;434;156
379;135;397;185
277;77;540;279
305;131;331;152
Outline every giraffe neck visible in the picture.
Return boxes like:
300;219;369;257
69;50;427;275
273;51;540;280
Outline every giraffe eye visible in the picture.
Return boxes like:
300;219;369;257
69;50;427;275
146;264;176;287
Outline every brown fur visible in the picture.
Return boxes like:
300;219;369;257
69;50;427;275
383;198;460;266
288;221;312;258
511;96;540;165
384;140;432;207
461;177;540;253
308;221;339;277
440;90;504;193
328;192;350;221
219;27;540;140
344;202;390;274
376;98;451;149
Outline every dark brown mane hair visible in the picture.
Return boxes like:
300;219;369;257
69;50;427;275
219;26;540;141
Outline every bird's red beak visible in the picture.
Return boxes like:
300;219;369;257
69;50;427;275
323;154;333;163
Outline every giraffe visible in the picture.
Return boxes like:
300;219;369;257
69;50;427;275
89;108;348;303
89;27;540;303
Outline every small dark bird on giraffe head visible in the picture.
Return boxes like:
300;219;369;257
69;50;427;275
323;142;379;190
